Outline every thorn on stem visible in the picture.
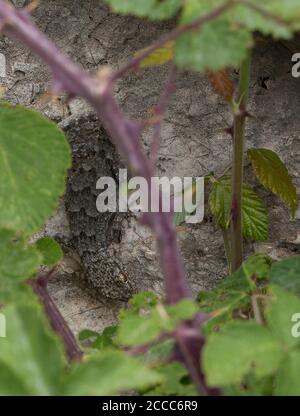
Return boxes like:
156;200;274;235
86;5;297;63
0;16;14;32
143;115;162;128
24;0;40;14
223;125;234;137
239;109;254;119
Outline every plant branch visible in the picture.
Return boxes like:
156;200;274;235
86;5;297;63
29;273;83;362
230;50;252;271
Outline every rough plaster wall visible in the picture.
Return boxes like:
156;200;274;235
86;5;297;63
0;0;299;334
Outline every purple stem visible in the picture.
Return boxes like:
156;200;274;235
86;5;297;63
29;273;83;362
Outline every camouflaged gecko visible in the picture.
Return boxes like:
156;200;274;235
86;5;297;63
61;113;135;301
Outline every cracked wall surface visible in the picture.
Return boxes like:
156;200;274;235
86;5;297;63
0;0;299;334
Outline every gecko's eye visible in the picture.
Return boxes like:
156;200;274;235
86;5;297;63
117;272;128;283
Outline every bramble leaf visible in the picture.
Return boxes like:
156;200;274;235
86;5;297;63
275;351;300;396
248;148;298;216
78;329;100;342
209;176;268;240
203;321;283;387
198;267;249;316
90;326;118;350
173;179;203;225
143;339;175;365
209;177;232;229
64;350;162;395
207;69;234;101
229;3;292;39
118;310;168;347
0;282;36;305
144;362;197;396
175;10;251;73
118;299;198;346
242;253;272;282
269;256;300;296
136;41;175;69
35;237;63;266
266;285;300;349
0;229;41;282
119;291;158;320
0;303;65;395
0;104;71;234
263;0;300;27
104;0;182;20
198;255;270;333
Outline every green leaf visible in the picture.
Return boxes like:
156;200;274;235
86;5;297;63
119;291;158;320
203;321;283;387
242;186;269;240
0;229;39;304
0;303;65;395
118;300;198;346
198;267;249;317
175;0;252;72
0;229;41;281
275;351;300;395
224;372;274;396
136;41;175;69
127;291;158;312
35;237;63;266
242;253;272;282
199;254;271;333
0;104;71;234
230;4;292;39
144;362;197;396
64;350;162;395
173;178;202;225
104;0;182;20
173;211;186;226
118;310;168;347
0;282;36;305
78;327;119;350
269;256;300;296
91;326;118;350
78;329;99;342
167;299;199;320
266;285;300;349
209;176;268;241
199;289;248;316
143;339;175;365
248;148;298;216
263;0;300;26
208;177;232;229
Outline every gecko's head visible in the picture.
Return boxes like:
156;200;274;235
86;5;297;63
111;263;136;301
88;256;136;302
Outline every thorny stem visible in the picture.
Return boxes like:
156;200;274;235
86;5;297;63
0;0;227;394
230;50;252;271
29;273;83;362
